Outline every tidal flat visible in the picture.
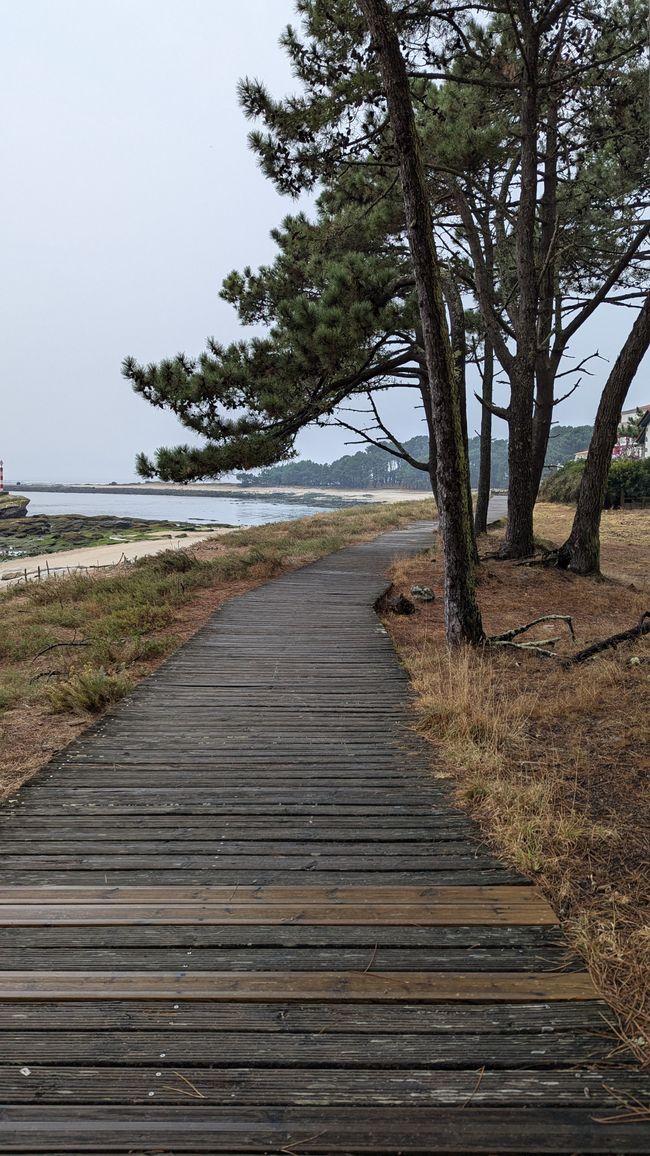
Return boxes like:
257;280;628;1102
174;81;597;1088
0;513;228;560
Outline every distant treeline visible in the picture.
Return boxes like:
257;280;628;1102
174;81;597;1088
238;426;593;491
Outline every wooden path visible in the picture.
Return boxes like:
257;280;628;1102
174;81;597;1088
1;519;649;1153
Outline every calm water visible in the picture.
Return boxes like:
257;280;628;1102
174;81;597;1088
21;490;338;526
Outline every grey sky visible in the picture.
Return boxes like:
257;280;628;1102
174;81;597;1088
1;1;647;482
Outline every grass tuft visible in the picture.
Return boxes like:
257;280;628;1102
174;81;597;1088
46;666;133;714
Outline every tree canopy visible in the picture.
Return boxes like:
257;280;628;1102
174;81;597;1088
124;0;650;597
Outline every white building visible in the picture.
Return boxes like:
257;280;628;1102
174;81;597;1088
614;404;650;460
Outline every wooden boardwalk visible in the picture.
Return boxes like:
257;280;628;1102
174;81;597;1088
0;520;649;1153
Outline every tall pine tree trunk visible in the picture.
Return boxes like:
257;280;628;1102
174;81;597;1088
359;0;482;644
504;9;538;559
531;98;559;504
474;338;494;536
444;277;479;563
505;364;535;557
531;362;554;502
558;295;650;574
419;373;439;505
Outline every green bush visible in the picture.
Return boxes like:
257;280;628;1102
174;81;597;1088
539;461;585;503
540;457;650;507
47;666;132;714
606;458;650;507
134;549;199;574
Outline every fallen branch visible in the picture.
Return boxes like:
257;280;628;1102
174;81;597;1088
564;611;650;666
490;640;559;658
489;614;576;645
33;639;90;660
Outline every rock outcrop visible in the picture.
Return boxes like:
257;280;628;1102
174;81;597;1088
0;493;29;519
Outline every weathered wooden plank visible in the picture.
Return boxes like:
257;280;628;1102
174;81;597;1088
0;902;557;926
0;970;599;1000
0;870;526;887
1;923;565;949
0;1030;610;1065
0;1000;612;1034
1;1106;649;1152
0;946;574;972
0;1066;641;1106
0;855;504;871
0;824;474;842
0;839;502;857
0;885;541;904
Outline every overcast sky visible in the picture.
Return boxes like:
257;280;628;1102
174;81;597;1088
1;1;647;483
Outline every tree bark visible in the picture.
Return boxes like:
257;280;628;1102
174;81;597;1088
474;338;494;536
443;277;479;564
558;295;650;574
418;372;439;505
531;361;555;501
359;0;483;644
504;366;535;557
531;95;559;502
503;6;539;559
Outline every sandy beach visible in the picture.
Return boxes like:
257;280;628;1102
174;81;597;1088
146;484;432;503
0;528;235;587
14;482;433;505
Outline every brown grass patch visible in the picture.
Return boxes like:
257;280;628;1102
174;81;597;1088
0;500;434;800
534;502;650;591
384;507;650;1053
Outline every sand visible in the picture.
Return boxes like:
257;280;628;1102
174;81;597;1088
0;529;235;587
131;483;431;503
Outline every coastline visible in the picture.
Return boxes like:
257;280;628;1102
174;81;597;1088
9;482;432;507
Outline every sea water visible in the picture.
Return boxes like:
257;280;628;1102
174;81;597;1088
18;490;338;527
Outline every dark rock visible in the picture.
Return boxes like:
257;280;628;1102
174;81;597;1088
388;593;416;615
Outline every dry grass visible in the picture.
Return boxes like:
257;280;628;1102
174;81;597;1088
0;499;434;799
534;502;650;590
384;507;650;1053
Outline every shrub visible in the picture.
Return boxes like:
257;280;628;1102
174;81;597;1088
539;461;585;503
0;672;32;712
540;457;650;507
134;549;199;574
47;666;132;714
606;458;650;507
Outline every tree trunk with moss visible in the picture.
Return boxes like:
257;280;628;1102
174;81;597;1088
359;0;482;644
474;338;494;536
558;295;650;574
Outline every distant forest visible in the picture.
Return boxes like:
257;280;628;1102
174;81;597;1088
237;425;593;491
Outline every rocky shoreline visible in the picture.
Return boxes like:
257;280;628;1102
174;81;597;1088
0;512;229;560
0;493;29;519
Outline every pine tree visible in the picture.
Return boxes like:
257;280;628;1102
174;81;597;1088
557;295;650;574
356;0;483;643
123;182;441;491
237;0;649;556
